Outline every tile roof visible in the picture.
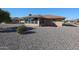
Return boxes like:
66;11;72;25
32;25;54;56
25;15;65;19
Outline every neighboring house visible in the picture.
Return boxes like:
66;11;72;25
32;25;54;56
72;19;79;25
66;19;79;25
12;17;20;23
23;15;65;27
12;17;25;24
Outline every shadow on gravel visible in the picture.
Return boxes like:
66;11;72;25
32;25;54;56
23;31;36;35
26;27;35;30
22;27;36;35
0;27;17;33
0;27;36;35
63;24;77;27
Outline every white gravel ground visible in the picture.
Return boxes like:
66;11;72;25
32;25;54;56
0;24;79;50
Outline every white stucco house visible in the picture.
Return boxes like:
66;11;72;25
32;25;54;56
23;15;65;27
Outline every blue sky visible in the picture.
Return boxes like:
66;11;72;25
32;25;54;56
2;8;79;20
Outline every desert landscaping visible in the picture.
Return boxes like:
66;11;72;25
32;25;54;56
1;8;79;50
0;24;79;50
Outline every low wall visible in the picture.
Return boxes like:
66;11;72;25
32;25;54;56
24;23;39;27
54;21;63;27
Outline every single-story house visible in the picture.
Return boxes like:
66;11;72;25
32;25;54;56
12;17;25;24
70;19;79;25
23;15;65;27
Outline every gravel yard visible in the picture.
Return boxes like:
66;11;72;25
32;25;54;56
0;24;79;50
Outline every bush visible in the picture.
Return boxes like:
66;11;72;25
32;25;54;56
16;25;27;34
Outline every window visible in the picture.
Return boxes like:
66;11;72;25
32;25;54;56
24;18;38;24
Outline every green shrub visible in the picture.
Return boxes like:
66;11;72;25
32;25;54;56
16;25;27;34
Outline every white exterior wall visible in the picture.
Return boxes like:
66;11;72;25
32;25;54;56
20;20;25;23
24;19;39;27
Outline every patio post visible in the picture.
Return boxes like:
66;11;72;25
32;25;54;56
37;18;40;26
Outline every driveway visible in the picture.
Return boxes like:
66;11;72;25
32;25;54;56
0;24;79;50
